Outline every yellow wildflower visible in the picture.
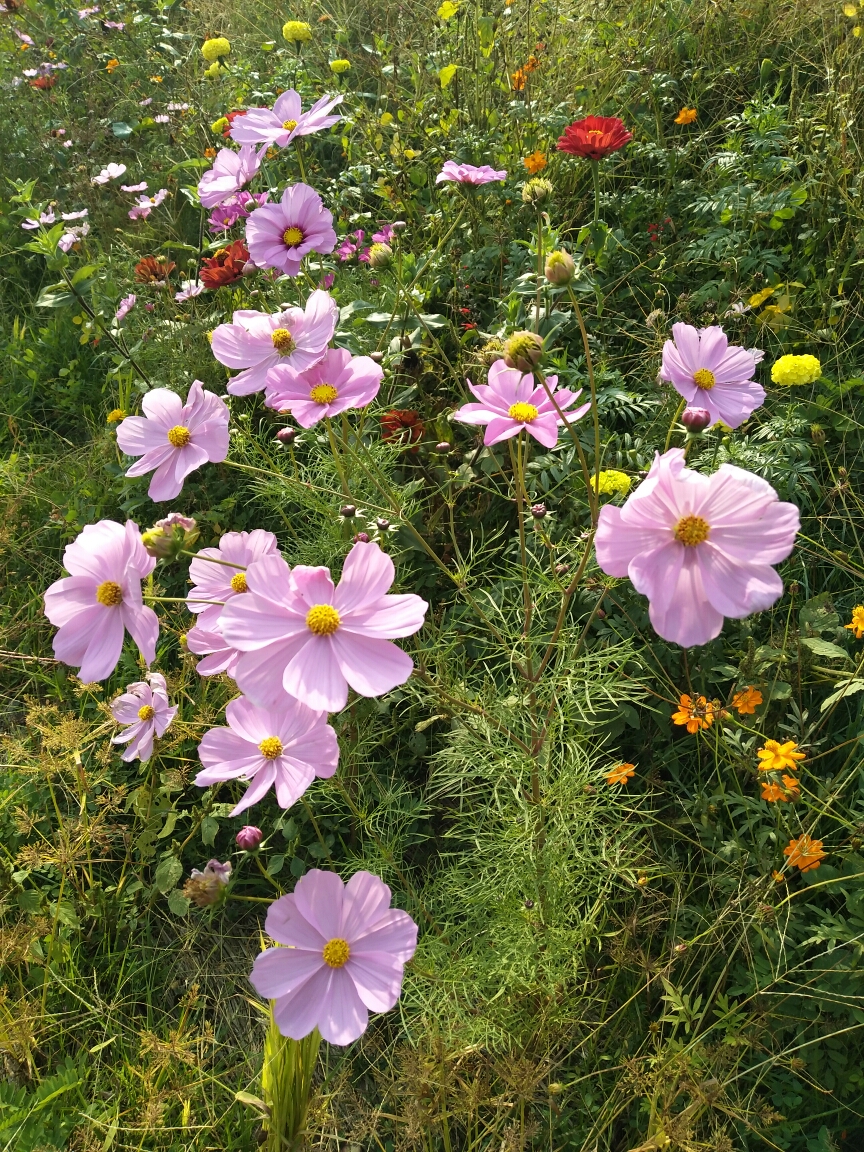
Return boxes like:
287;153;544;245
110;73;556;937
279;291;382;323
757;739;806;772
590;470;632;496
671;694;715;733
106;408;127;424
201;37;230;61
674;107;697;125
606;762;636;786
523;151;547;174
783;834;826;873
282;20;312;42
770;354;822;386
731;686;762;715
106;58;120;73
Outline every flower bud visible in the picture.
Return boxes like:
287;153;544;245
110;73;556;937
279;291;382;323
681;406;711;431
340;504;356;518
367;242;392;269
141;513;199;560
503;330;543;372
236;825;263;851
810;423;826;445
545;249;575;285
521;177;553;206
354;532;370;543
376;518;390;531
435;441;451;453
530;503;547;519
276;427;297;444
183;859;232;907
369;351;384;363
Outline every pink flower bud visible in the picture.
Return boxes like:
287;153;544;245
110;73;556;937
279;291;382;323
236;825;263;851
681;406;711;431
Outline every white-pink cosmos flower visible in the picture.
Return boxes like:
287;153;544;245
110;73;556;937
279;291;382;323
210;290;338;396
265;347;383;426
244;184;337;277
220;541;428;712
660;323;765;429
250;869;418;1045
230;90;342;149
116;380;230;502
196;695;338;814
110;671;177;762
91;162;126;184
187;529;279;629
594;448;800;648
453;360;590;449
435;160;506;185
128;188;168;220
186;625;241;677
43;520;158;682
197;144;265;209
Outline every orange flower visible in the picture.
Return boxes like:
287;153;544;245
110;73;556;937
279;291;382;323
781;774;800;798
674;107;697;125
199;240;249;289
150;75;163;83
134;256;176;284
606;762;636;786
757;739;805;772
106;58;120;73
523;151;547;175
511;55;540;91
203;147;217;159
772;870;786;883
845;605;864;639
671;693;715;733
783;834;826;873
732;686;762;715
760;775;799;803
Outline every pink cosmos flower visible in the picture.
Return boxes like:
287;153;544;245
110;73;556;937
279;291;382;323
435;160;507;185
128;188;169;220
121;182;148;192
250;869;418;1045
660;323;765;429
110;671;177;761
594;448;800;648
103;20;125;29
115;380;230;501
245;184;337;277
196;695;338;814
61;209;88;221
43;520;158;682
115;293;136;322
186;625;242;677
16;31;34;45
197;145;265;209
58;223;89;252
230;90;342;149
220;541;428;712
265;348;383;426
453;360;591;449
154;115;169;124
187;529;279;630
175;280;205;302
91;162;126;185
210;290;338;396
21;209;56;229
372;223;396;243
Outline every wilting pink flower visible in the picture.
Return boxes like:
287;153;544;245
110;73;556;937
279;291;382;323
197;145;265;209
115;380;230;501
184;859;231;906
265;348;383;427
121;181;148;192
660;323;765;429
236;825;263;850
43;520;158;682
110;671;177;761
221;541;428;712
211;290;337;396
245;184;337;277
230;90;342;148
595;448;800;648
114;293;136;322
58;222;89;252
250;869;418;1045
128;188;169;220
435;160;507;185
16;31;34;45
175;280;205;302
91;162;126;185
187;529;279;629
103;20;125;29
186;625;241;677
453;360;590;449
196;695;338;814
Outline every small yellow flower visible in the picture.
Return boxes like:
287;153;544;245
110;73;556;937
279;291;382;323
854;24;862;35
201;37;230;61
204;62;225;79
282;20;312;43
106;58;120;73
731;686;762;715
330;59;351;74
674;107;697;125
843;2;857;15
772;870;786;883
606;762;636;785
150;75;163;83
438;0;460;17
590;470;632;496
770;354;822;386
203;147;217;159
845;605;864;639
523;151;547;174
106;408;127;424
757;739;806;772
210;116;229;133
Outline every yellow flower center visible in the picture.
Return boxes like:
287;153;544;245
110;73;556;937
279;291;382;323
674;515;710;546
306;604;341;635
167;425;192;447
587;129;604;137
508;402;539;424
258;736;283;759
271;328;296;354
322;938;350;968
96;580;123;606
230;572;248;593
282;119;298;131
693;368;716;390
138;704;156;721
283;226;305;247
309;384;339;405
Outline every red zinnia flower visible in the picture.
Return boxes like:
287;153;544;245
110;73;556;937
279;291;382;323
224;109;247;137
380;410;424;449
557;115;632;161
29;75;57;90
200;240;250;289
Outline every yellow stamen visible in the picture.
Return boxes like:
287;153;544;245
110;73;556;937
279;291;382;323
96;580;123;606
230;572;248;593
322;938;350;968
306;604;340;635
693;368;716;390
675;515;710;546
283;226;304;247
167;425;192;447
309;384;339;405
508;402;539;423
258;736;283;759
138;704;155;721
282;118;298;131
272;328;296;354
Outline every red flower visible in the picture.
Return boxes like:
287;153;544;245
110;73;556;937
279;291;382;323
29;75;57;90
224;109;247;137
200;240;249;289
557;115;632;161
380;410;424;450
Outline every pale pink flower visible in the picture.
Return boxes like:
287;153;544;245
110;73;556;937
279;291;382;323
196;694;338;814
453;360;590;449
250;869;418;1045
187;529;279;629
121;181;148;192
220;541;428;712
230;90;342;148
435;160;506;185
154;115;169;124
21;209;55;229
110;671;177;761
43;520;158;682
128;188;168;220
61;209;88;220
197;144;265;209
175;280;204;302
594;448;800;648
186;625;241;677
115;380;230;502
58;222;89;252
245;184;337;277
265;347;383;426
91;162;126;185
660;323;765;429
114;293;135;322
210;290;337;396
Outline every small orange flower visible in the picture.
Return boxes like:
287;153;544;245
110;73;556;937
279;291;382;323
606;762;636;786
106;58;120;73
772;870;786;883
150;75;163;83
783;834;827;873
674;107;697;125
732;686;762;715
757;739;806;772
781;774;800;798
203;147;217;159
845;605;864;639
671;693;715;733
761;775;799;803
523;151;547;174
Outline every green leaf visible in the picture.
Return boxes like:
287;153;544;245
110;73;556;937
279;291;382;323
111;121;135;138
439;63;457;89
35;285;75;309
153;856;183;894
266;854;285;876
157;810;178;839
801;636;849;661
201;815;219;845
820;679;864;713
167;890;190;916
800;592;840;634
169;157;212;173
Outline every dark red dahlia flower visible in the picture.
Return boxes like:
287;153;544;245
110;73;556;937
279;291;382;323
200;240;250;289
380;409;424;448
557;115;632;161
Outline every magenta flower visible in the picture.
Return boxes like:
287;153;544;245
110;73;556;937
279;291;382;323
660;323;765;429
245;184;337;277
594;448;800;648
249;869;418;1045
210;290;338;396
114;293;136;322
435;160;507;185
453;360;590;449
372;223;396;243
186;625;241;677
220;541;428;712
196;694;338;814
128;188;168;220
43;520;158;682
197;145;265;209
236;825;263;850
110;671;177;762
116;380;230;502
265;348;383;426
230;90;342;149
187;529;279;629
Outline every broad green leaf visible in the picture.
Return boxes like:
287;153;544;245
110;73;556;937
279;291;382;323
801;636;849;661
153;855;183;894
820;679;864;713
439;64;457;88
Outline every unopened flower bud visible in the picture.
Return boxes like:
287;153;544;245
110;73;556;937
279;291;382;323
367;242;392;269
503;330;543;372
141;513;199;559
435;441;451;453
545;249;575;285
522;177;553;206
369;351;384;363
530;503;547;519
276;427;296;444
236;825;263;851
555;563;570;576
810;423;826;445
241;259;258;277
354;532;370;543
183;859;231;907
376;518;390;531
340;504;356;518
681;406;711;431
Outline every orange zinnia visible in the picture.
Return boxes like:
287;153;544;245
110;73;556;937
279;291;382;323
671;693;714;733
732;686;762;715
606;762;636;786
783;834;827;873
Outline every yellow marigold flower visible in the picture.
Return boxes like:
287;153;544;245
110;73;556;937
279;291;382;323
330;58;351;73
210;116;229;133
106;58;120;73
757;739;806;772
590;470;632;496
845;605;864;639
674;107;697;125
523;151;547;174
606;762;636;786
204;62;225;79
671;693;715;734
732;686;762;715
770;353;822;386
282;20;312;42
783;834;826;873
844;2;857;14
106;408;127;424
201;37;230;61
